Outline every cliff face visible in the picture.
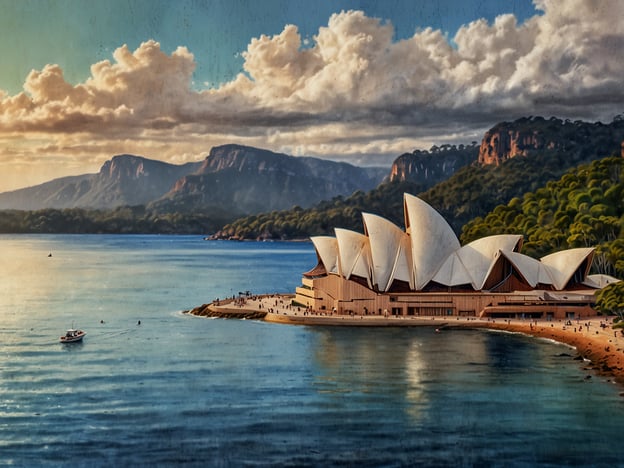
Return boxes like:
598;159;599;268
389;145;478;185
86;155;202;208
0;144;387;212
477;116;624;166
155;144;387;214
0;155;202;210
479;128;559;165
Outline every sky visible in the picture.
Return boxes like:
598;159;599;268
0;0;623;192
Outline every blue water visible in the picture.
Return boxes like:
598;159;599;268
1;235;623;467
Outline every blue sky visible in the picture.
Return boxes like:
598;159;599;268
0;0;622;192
0;0;536;94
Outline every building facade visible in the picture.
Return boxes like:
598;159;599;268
295;194;619;320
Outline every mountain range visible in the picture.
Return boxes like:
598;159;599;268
148;145;387;215
2;116;623;237
0;144;387;214
0;156;202;211
212;115;624;240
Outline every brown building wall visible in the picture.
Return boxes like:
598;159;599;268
295;274;596;320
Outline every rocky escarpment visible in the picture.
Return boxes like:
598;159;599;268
152;144;387;214
0;144;386;212
389;144;478;185
478;116;624;166
479;125;560;165
0;154;202;210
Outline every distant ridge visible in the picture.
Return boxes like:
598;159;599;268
211;115;624;241
0;145;386;213
150;144;387;214
389;144;479;185
478;115;624;165
0;155;202;210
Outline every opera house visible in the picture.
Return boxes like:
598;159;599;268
294;194;620;320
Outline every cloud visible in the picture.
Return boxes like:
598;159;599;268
1;1;624;192
0;40;195;135
220;1;624;123
234;1;622;136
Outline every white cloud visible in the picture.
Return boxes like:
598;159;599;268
1;1;623;191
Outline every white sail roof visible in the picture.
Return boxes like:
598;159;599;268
500;251;555;287
310;236;339;275
404;193;460;290
432;234;523;289
307;195;608;295
362;213;413;292
464;235;524;289
335;228;372;287
431;250;474;286
541;247;594;290
583;274;621;288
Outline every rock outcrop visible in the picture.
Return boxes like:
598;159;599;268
184;303;267;320
479;126;560;165
0;155;202;210
389;145;478;185
0;145;386;212
152;144;386;214
477;116;624;166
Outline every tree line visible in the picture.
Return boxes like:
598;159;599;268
210;181;426;240
460;156;623;277
0;205;228;235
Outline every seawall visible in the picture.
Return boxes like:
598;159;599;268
184;302;268;320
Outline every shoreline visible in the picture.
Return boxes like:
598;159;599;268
185;295;624;389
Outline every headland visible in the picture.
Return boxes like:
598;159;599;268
185;294;624;388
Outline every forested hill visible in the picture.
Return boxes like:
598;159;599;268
478;116;624;165
209;180;427;241
3;116;623;236
461;156;623;278
212;116;624;241
420;116;624;232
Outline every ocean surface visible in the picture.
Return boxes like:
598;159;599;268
1;234;623;467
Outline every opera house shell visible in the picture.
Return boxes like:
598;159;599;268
295;194;620;320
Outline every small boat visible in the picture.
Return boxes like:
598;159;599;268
60;329;86;343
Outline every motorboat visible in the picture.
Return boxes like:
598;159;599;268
60;329;86;343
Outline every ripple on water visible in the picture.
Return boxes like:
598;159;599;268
1;236;623;466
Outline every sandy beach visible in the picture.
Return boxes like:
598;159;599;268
191;294;624;388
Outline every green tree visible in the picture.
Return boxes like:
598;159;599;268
595;282;624;319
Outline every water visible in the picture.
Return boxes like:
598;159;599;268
1;234;623;467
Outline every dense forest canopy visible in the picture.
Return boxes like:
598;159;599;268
0;206;228;235
211;181;426;240
461;156;623;279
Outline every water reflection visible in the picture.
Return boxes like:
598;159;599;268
313;328;406;390
308;327;520;424
0;237;68;327
404;339;427;420
311;328;438;422
482;330;535;372
60;341;85;352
